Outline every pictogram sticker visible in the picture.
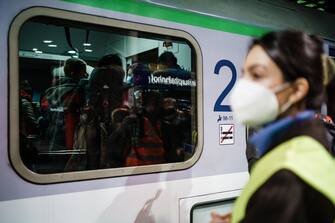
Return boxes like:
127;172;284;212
219;124;234;145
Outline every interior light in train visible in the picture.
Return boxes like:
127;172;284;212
305;3;317;7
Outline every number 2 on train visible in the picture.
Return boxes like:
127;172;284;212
213;59;237;112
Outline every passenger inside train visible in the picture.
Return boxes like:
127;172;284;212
210;30;335;223
41;58;87;150
19;80;39;170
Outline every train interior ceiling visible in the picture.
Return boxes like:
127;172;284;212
19;17;193;102
288;0;335;14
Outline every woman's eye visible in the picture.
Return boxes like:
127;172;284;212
251;73;262;80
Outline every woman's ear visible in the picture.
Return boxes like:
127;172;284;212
289;77;309;103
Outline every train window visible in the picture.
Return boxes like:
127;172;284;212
191;199;235;223
9;7;202;183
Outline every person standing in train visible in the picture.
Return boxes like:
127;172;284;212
41;58;86;151
210;30;335;223
84;54;125;169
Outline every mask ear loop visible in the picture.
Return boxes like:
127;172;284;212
272;82;291;94
279;100;293;114
272;82;292;115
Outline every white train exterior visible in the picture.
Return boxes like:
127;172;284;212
0;0;334;222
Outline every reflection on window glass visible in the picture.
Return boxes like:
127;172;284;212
192;200;234;223
18;16;197;174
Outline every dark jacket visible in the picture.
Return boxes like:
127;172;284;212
41;77;85;150
242;119;334;223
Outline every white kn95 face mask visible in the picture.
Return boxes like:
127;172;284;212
230;79;291;127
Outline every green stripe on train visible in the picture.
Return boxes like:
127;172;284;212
62;0;269;37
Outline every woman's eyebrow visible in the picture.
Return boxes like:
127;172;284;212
248;64;267;72
241;63;267;75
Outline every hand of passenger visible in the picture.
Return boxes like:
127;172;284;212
209;212;232;223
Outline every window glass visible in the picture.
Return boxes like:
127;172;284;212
329;46;335;58
18;16;197;174
191;200;234;223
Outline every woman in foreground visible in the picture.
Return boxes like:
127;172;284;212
211;30;335;223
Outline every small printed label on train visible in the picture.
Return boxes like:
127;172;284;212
219;124;234;145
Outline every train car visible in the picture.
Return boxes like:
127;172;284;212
0;0;334;222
